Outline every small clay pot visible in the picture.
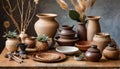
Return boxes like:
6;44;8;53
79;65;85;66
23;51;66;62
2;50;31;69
85;45;102;62
36;41;49;51
103;43;119;60
25;37;36;48
75;41;92;52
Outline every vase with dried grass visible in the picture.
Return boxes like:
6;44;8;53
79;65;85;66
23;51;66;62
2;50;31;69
56;0;96;41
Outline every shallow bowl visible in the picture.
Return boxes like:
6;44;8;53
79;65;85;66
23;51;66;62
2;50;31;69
56;46;79;55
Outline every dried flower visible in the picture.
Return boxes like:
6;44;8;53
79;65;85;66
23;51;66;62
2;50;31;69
56;0;69;10
34;0;39;4
4;21;10;29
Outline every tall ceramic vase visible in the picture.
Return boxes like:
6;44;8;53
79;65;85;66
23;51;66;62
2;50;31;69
34;13;59;48
77;22;87;41
34;13;59;38
87;16;101;41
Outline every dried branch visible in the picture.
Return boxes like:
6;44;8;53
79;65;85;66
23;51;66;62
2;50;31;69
56;0;69;10
17;0;22;15
91;0;96;7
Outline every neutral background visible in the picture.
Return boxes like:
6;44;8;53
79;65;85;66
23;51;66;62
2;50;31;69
0;0;120;53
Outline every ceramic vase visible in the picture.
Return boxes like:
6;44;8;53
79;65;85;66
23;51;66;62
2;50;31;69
34;13;59;38
87;16;101;41
36;41;49;51
24;37;36;48
77;22;87;41
92;33;111;52
5;38;20;53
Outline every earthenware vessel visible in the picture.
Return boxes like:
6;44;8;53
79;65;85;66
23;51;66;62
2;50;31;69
75;41;92;52
36;41;49;51
25;37;36;48
58;25;75;39
6;38;20;53
85;45;102;62
77;22;87;41
87;16;101;41
103;43;119;60
92;33;111;52
34;13;59;38
55;37;78;46
18;43;27;54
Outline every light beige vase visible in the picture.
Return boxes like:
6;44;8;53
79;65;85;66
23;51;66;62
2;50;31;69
5;38;20;52
87;16;101;41
92;33;111;52
34;13;59;38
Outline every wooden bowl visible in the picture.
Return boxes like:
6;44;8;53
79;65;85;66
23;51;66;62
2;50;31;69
75;41;92;52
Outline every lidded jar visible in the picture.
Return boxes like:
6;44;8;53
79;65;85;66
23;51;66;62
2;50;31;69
85;45;102;62
103;43;119;60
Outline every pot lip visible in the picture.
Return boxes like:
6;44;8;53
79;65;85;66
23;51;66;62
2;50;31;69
36;13;57;18
95;32;110;37
87;16;101;20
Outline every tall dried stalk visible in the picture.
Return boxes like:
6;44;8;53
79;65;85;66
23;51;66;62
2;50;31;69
2;0;39;33
56;0;96;21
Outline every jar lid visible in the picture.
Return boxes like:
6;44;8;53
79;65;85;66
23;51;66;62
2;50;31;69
87;45;100;53
106;43;117;50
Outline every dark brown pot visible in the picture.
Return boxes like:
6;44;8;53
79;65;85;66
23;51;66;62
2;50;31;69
25;37;36;48
77;22;87;41
103;43;119;60
85;45;102;62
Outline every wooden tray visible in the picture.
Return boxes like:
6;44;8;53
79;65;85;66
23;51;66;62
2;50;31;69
32;52;67;63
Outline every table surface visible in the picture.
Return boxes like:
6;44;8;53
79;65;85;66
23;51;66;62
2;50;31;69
0;48;120;68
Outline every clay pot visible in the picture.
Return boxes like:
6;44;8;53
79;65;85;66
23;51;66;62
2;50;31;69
75;41;92;52
36;41;49;51
92;33;111;52
77;22;87;41
34;13;59;38
87;16;101;41
55;37;78;46
103;43;119;60
5;38;20;53
58;25;76;39
24;37;36;48
85;45;102;62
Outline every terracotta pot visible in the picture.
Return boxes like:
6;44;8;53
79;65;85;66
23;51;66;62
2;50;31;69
5;38;20;52
36;41;49;51
77;22;87;41
103;43;119;60
75;41;92;52
85;45;102;62
87;16;101;41
92;33;111;52
25;37;36;48
34;13;59;38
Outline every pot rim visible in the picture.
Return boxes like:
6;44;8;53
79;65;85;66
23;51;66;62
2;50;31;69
36;13;57;18
87;16;101;20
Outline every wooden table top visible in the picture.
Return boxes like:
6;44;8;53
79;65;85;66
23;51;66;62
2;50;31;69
0;48;120;68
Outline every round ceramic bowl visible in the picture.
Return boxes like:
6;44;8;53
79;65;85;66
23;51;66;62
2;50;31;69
54;37;78;46
56;46;79;55
75;41;92;52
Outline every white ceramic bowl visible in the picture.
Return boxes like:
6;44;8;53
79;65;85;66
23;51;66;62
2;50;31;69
56;46;79;55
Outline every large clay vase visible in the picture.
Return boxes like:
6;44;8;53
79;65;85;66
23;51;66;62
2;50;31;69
87;16;101;41
92;33;111;52
77;22;87;41
5;38;20;53
34;13;59;38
